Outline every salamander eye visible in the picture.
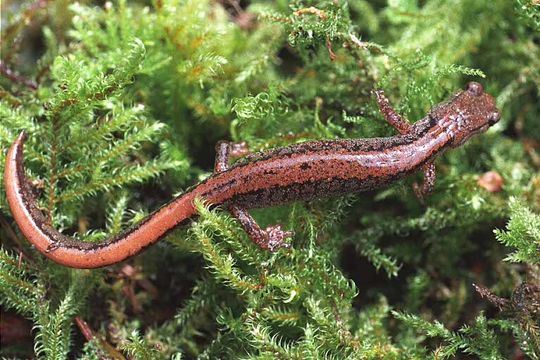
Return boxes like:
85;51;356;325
488;111;501;125
465;82;484;96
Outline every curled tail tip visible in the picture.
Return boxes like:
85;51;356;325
18;129;28;142
12;130;28;147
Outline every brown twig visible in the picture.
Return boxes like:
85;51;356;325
326;38;337;61
0;61;38;90
473;283;510;310
75;317;127;360
293;7;328;20
74;317;95;341
348;33;368;50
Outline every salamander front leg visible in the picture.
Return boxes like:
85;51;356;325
214;141;292;251
412;163;436;203
374;89;411;135
374;90;437;202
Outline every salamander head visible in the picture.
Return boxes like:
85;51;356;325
431;82;500;147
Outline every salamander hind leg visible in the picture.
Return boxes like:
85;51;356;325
228;205;292;251
214;141;250;172
374;89;412;135
412;162;436;204
214;141;292;251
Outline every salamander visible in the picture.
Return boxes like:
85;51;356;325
4;82;500;268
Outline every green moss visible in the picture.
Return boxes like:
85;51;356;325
1;0;538;358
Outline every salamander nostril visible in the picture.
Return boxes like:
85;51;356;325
488;111;501;125
466;82;484;96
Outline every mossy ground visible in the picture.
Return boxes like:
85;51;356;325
0;0;539;359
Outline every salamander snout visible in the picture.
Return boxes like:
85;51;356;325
488;111;501;125
439;82;500;148
466;82;484;96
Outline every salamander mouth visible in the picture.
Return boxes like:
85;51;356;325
488;111;501;125
467;110;499;139
457;123;490;145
